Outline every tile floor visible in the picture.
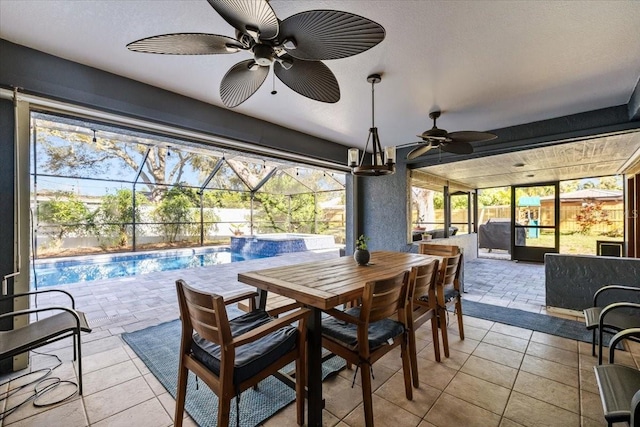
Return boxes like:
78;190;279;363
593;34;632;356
1;249;635;426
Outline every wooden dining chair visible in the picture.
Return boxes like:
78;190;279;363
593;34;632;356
434;253;463;357
406;259;441;387
321;270;413;427
174;280;310;427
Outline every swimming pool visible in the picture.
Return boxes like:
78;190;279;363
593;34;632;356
32;247;264;288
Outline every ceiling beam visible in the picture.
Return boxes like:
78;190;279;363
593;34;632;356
629;75;640;121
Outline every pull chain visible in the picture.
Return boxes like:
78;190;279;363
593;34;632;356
271;70;277;95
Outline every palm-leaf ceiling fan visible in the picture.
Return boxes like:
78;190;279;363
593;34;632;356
127;0;385;108
406;111;497;159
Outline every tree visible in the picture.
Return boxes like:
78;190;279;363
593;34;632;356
412;187;435;227
95;188;148;247
560;180;580;193
598;176;623;190
36;120;217;201
153;185;199;242
478;187;510;207
253;172;324;234
38;191;92;242
203;189;248;208
576;200;612;235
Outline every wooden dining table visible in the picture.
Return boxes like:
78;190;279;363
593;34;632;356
237;250;440;426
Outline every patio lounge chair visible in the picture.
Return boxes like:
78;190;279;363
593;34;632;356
0;289;92;394
594;328;640;427
583;285;640;364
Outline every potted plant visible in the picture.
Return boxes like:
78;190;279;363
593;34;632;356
354;234;370;266
422;232;432;241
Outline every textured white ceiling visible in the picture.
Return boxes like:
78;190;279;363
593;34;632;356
418;130;640;189
1;0;639;155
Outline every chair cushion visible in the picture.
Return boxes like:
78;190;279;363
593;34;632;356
191;310;298;386
594;364;640;423
584;307;640;331
443;286;460;304
419;287;460;304
321;307;405;351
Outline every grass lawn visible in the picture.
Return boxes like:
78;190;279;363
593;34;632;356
525;232;623;255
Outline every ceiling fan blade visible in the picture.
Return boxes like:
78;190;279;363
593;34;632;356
447;131;497;143
274;57;340;103
407;144;434;160
220;60;269;108
441;141;474;155
279;10;385;60
126;33;243;54
207;0;279;40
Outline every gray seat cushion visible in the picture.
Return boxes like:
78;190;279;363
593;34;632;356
321;307;405;351
418;286;460;305
191;310;297;386
594;364;640;423
443;286;460;304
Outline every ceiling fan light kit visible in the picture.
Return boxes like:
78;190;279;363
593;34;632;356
406;111;498;160
349;74;396;177
126;0;385;108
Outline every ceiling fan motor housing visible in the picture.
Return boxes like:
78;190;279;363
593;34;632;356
253;44;274;66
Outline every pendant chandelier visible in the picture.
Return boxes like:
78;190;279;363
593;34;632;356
348;74;395;176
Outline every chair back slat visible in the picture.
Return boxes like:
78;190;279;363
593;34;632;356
409;259;440;301
419;244;460;257
362;270;410;323
439;254;461;287
176;279;231;345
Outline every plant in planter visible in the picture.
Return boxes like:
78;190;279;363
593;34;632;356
354;234;370;266
422;232;432;241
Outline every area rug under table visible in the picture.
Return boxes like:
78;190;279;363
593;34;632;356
122;308;345;427
463;299;614;344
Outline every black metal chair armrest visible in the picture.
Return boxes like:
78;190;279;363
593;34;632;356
0;306;81;327
599;302;640;327
608;328;640;363
0;289;76;309
631;389;640;427
596;302;640;364
594;285;640;306
0;306;91;332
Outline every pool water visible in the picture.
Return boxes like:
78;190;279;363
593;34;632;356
32;247;263;288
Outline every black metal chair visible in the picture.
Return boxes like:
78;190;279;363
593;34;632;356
583;285;640;364
0;289;91;394
594;328;640;427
